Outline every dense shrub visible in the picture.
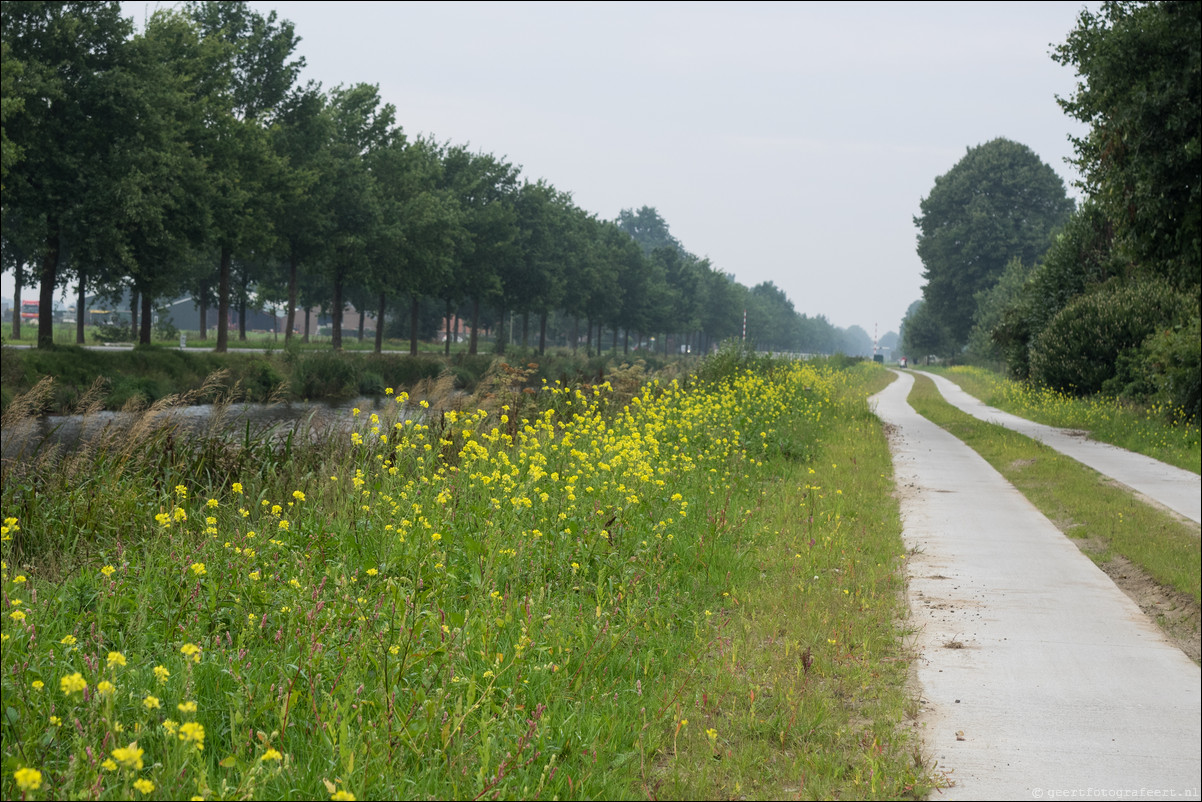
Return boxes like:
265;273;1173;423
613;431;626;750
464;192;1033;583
1142;316;1202;421
1028;278;1193;395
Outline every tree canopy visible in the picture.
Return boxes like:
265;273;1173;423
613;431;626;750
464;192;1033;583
1053;0;1201;292
1;1;877;359
981;1;1200;417
914;137;1074;351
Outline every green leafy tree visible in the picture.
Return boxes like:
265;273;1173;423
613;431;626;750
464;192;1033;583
1;41;27;186
512;180;575;353
901;299;954;361
438;146;519;354
188;0;303;352
1;1;133;348
269;83;335;343
369;135;461;354
991;201;1122;378
1053;0;1201;291
323;83;395;350
616;206;682;256
104;9;215;345
914;138;1075;349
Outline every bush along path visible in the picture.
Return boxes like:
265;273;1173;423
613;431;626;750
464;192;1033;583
1;358;936;800
872;370;1201;799
916;370;1201;523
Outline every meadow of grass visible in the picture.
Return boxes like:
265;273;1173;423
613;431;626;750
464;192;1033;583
1;356;934;799
928;365;1200;474
907;373;1201;609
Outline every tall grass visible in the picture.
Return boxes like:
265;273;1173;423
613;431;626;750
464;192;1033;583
929;365;1200;474
1;358;934;799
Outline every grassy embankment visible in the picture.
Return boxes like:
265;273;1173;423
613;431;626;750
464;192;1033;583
0;341;681;413
924;365;1200;474
906;373;1200;656
1;357;936;800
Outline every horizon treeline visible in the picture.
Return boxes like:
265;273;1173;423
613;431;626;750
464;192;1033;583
1;1;881;358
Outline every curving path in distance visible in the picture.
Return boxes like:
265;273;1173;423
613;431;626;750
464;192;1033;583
915;370;1201;524
871;370;1201;800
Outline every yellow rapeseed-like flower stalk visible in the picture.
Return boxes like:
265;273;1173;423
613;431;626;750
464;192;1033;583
111;742;144;770
59;673;86;696
14;767;42;791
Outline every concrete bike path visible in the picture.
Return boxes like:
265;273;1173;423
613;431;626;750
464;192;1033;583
871;371;1201;800
915;370;1201;524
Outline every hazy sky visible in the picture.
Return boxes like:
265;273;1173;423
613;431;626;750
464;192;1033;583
10;1;1098;338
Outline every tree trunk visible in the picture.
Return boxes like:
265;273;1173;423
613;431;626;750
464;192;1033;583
216;245;231;352
623;328;629;355
285;254;298;344
130;290;138;340
444;298;452;356
411;294;421;356
522;312;529;349
199;289;208;340
140;292;153;345
38;229;58;349
332;273;344;350
238;269;249;341
469;297;480;355
571;317;578;354
538;310;548;355
375;291;386;354
76;276;86;344
612;326;618;353
585;316;593;357
303;307;311;344
11;262;22;340
496;303;507;355
358;306;366;342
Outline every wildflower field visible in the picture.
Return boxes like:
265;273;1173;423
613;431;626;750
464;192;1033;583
929;366;1200;474
1;357;932;800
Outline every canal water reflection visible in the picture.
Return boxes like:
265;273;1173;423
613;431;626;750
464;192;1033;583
1;396;409;461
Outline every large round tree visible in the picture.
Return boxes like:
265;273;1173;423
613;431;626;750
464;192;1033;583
914;138;1075;348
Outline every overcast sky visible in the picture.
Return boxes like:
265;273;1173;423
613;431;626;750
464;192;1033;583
9;0;1097;338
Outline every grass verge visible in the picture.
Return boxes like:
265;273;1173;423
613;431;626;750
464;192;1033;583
0;358;935;800
656;366;940;799
926;365;1200;474
907;373;1201;661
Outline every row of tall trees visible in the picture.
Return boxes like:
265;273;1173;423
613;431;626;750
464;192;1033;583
904;2;1199;417
2;1;869;357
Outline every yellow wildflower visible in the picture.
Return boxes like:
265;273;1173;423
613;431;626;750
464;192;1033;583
107;651;127;668
112;742;144;770
13;768;42;791
60;673;87;696
134;778;155;794
178;721;205;750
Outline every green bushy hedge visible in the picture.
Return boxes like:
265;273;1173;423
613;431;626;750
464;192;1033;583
1028;278;1193;396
